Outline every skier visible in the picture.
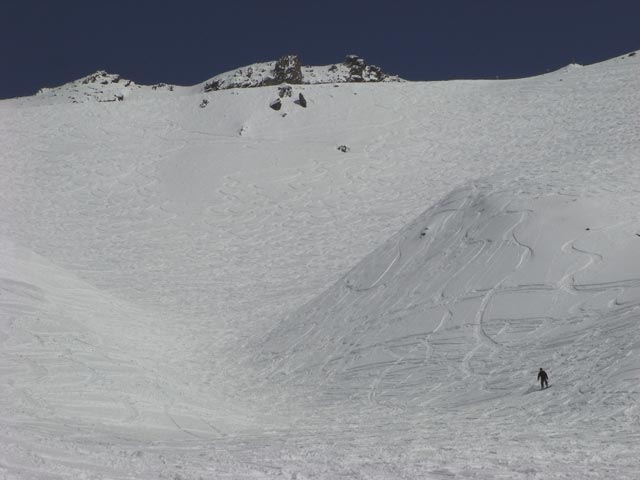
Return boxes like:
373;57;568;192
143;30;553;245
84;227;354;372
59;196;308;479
537;368;549;390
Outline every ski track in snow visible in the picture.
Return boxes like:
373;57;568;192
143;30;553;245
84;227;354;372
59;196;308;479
0;53;640;478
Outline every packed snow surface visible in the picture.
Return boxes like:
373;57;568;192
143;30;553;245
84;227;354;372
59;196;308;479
1;52;640;478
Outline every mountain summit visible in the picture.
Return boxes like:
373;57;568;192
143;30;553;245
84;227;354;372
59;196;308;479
203;54;402;92
30;54;401;103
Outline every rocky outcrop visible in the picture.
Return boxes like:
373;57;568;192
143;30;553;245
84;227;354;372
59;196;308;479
278;85;293;98
36;70;141;103
203;54;401;92
32;54;400;105
81;71;121;85
269;98;282;111
344;54;386;82
295;93;307;108
273;55;303;84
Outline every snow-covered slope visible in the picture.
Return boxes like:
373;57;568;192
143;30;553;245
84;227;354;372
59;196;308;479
32;70;180;104
1;51;639;478
261;188;640;412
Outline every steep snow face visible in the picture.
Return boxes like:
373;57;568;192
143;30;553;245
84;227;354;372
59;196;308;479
1;51;639;478
261;187;640;418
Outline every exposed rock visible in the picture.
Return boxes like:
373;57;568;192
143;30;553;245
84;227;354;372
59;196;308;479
203;55;302;92
295;93;307;108
273;55;303;84
337;145;350;153
37;71;136;104
344;54;362;67
270;98;282;111
151;83;174;91
81;71;118;85
344;55;386;82
278;85;293;98
204;79;221;92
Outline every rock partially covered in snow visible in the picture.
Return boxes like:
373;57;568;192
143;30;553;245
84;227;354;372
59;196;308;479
202;54;402;92
36;70;140;103
278;85;293;98
33;70;179;104
31;55;400;103
343;54;387;82
273;55;303;84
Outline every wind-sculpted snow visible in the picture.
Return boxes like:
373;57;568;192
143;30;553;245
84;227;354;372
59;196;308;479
0;52;639;478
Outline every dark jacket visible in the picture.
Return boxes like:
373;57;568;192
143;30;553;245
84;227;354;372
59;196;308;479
537;370;548;381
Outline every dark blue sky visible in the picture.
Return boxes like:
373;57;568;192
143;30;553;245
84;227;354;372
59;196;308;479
2;0;639;99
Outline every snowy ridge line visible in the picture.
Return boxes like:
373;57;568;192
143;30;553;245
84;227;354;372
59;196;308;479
203;54;402;92
21;54;401;104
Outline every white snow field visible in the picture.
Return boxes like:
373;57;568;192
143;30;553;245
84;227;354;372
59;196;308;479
1;52;639;478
